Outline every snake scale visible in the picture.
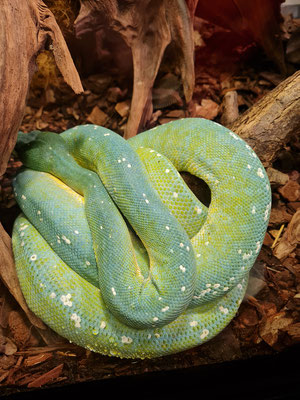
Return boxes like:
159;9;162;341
12;118;271;359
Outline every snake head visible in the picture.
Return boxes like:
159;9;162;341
15;131;69;172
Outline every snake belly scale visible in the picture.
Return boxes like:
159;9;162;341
12;118;271;358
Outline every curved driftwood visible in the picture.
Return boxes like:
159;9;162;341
76;0;195;139
0;0;83;177
229;70;300;167
0;0;83;341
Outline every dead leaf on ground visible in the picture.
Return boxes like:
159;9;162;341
27;363;64;388
259;311;293;347
87;106;109;126
274;210;300;259
189;99;219;119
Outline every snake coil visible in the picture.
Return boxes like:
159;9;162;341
12;118;271;358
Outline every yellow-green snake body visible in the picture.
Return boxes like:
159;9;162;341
12;118;271;358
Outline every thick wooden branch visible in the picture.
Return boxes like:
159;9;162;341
76;0;194;139
0;225;45;330
228;70;300;167
0;0;83;178
0;0;83;343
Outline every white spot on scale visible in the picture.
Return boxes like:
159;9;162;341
62;235;71;245
111;287;116;296
70;313;81;328
19;225;28;231
242;251;252;260
257;168;264;178
200;329;209;339
61;294;72;307
190;321;198;327
100;321;106;329
121;336;133;344
30;254;37;261
219;306;229;314
255;241;261;253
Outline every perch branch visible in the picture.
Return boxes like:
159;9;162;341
228;70;300;167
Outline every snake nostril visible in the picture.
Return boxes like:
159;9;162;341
180;172;211;207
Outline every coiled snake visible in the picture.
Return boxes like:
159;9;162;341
12;118;271;358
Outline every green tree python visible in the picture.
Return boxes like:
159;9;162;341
12;118;271;358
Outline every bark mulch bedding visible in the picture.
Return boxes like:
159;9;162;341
0;20;299;397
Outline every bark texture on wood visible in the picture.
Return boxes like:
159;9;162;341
76;0;195;139
228;70;300;167
0;224;45;330
0;0;83;178
0;0;83;343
